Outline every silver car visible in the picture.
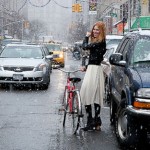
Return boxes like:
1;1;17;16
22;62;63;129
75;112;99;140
0;43;53;89
101;44;118;103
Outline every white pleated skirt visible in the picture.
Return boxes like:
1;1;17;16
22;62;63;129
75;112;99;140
80;65;104;107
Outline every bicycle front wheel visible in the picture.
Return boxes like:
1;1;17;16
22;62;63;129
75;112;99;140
72;90;82;134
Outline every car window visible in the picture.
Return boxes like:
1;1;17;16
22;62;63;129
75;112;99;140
104;48;115;59
1;46;43;59
131;37;150;64
122;40;130;61
43;46;49;55
41;47;47;56
117;38;129;55
46;44;61;51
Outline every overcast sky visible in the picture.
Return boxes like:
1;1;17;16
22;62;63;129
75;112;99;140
27;0;72;41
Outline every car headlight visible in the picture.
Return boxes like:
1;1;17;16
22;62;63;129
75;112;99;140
59;54;63;58
136;88;150;98
134;88;150;109
35;64;46;72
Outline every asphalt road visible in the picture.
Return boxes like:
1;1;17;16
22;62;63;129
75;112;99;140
0;51;121;150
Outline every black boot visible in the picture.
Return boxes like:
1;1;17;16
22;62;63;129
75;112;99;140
82;105;94;131
94;103;102;131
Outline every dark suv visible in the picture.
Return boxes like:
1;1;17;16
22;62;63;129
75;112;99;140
109;30;150;147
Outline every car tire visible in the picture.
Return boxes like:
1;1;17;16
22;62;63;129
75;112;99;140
61;64;65;68
42;83;49;90
41;74;50;90
115;105;139;148
50;68;52;73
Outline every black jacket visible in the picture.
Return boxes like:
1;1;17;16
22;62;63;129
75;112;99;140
82;36;106;65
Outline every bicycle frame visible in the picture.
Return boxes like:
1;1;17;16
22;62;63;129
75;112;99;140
58;68;80;113
66;73;75;113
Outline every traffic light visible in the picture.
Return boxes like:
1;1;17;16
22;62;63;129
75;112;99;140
24;21;30;28
78;4;82;12
72;3;82;13
72;4;75;12
142;0;148;4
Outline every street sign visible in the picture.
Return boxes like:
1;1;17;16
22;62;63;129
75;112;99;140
89;0;97;15
110;13;117;17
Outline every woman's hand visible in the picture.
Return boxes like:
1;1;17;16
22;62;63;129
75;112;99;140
80;66;86;72
86;32;91;37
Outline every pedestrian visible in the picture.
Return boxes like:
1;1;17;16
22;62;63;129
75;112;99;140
80;21;106;131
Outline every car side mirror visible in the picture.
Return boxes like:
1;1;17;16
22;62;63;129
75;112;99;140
49;51;53;55
109;53;123;66
46;55;53;60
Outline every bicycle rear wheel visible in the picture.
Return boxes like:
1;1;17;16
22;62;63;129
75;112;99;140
63;102;68;127
62;86;68;106
72;90;82;134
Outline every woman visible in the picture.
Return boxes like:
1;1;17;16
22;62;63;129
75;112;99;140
80;21;106;131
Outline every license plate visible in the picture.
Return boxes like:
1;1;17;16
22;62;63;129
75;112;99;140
13;74;23;80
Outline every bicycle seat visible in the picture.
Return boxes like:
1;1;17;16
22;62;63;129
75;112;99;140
69;77;81;83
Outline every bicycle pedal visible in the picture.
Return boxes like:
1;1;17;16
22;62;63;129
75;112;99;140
58;108;65;111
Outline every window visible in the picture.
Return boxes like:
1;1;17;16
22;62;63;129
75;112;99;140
131;37;150;64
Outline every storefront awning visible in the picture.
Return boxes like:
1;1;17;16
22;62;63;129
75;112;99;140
113;20;123;27
131;16;150;29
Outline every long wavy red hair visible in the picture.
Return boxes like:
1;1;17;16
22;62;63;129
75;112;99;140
90;21;106;43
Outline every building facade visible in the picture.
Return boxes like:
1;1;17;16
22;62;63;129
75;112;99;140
96;0;150;35
0;0;28;39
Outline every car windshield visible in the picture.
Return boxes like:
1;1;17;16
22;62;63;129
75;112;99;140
46;44;61;51
0;46;43;59
132;37;150;66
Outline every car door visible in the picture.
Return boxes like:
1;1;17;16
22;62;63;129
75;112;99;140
42;46;52;72
111;38;130;103
117;39;131;95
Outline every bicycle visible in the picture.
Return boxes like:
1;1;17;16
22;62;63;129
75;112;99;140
58;68;83;134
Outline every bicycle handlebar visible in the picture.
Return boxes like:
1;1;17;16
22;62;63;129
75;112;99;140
57;68;81;74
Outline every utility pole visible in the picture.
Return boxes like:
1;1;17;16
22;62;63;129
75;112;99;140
1;1;4;38
128;0;131;32
137;0;140;28
22;20;24;41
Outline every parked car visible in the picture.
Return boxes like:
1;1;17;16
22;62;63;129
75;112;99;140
109;30;150;148
45;43;65;68
0;43;53;89
1;38;22;49
101;44;118;103
106;35;123;47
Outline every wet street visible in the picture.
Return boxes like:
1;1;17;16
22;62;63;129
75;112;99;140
0;51;121;150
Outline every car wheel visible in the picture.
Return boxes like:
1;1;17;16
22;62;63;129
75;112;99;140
115;105;139;147
41;74;50;90
61;64;65;68
50;67;52;73
42;83;49;90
